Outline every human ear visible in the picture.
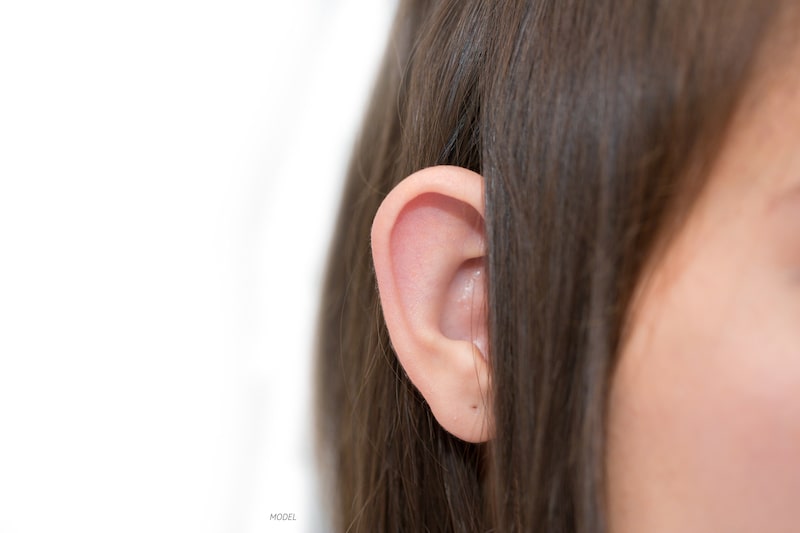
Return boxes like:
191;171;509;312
371;165;492;443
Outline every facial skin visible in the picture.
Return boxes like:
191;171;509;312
606;52;800;532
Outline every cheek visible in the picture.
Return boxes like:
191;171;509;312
607;259;800;533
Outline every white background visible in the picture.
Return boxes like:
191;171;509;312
0;1;397;531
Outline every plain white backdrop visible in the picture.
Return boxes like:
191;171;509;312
0;1;397;531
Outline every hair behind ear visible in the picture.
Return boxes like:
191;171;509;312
314;2;490;530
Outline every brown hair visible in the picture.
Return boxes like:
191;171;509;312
316;1;790;531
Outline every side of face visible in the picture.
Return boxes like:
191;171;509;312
606;55;800;532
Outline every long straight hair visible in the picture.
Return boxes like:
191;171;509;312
316;1;789;531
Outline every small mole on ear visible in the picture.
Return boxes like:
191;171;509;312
471;404;478;411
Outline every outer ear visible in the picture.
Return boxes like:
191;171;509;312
371;165;493;443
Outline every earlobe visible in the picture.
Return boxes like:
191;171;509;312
371;165;493;443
